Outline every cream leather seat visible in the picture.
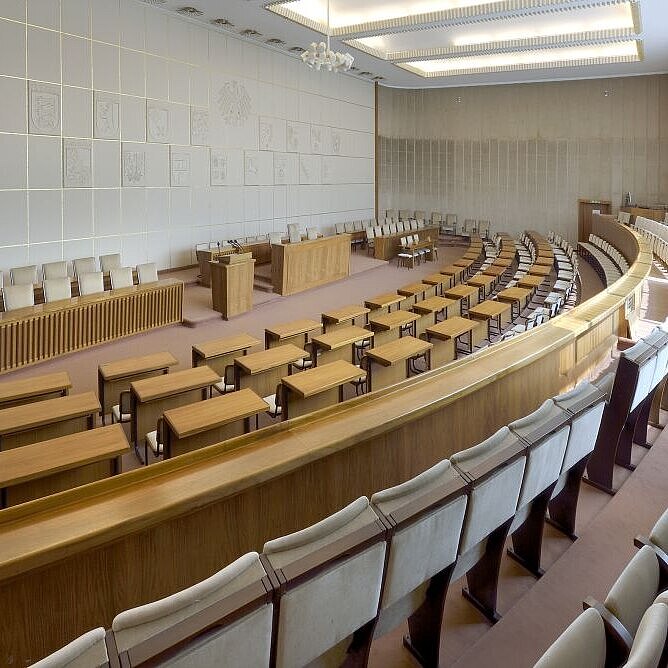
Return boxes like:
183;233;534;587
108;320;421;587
31;627;108;667
136;263;158;284
3;284;35;311
99;253;121;273
42;261;69;281
109;267;134;290
73;257;97;278
78;272;105;296
43;278;72;303
10;264;38;286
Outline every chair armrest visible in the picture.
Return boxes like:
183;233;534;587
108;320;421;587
583;596;633;659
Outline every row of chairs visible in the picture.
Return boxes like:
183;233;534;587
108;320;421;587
1;262;159;312
579;234;629;285
535;507;668;667
634;216;668;267
35;377;608;668
397;234;436;268
385;210;491;238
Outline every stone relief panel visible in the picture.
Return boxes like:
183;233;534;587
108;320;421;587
29;82;61;135
259;116;286;152
190;107;209;146
244;150;272;186
94;92;120;140
286;121;310;153
330;129;342;155
299;155;321;185
170;148;191;187
122;146;146;186
63;139;92;188
216;80;252;127
147;103;170;143
210;148;243;186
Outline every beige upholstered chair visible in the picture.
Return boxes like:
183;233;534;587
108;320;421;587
43;278;72;303
136;263;158;284
306;227;318;240
110;267;134;290
371;460;468;665
73;257;97;278
78;272;105;296
398;209;411;221
335;222;345;234
262;497;386;667
268;233;283;245
3;284;35;311
31;627;108;667
99;253;122;273
414;210;426;221
111;552;273;667
644;508;668;555
624;601;668;668
10;264;38;286
386;209;397;221
450;426;526;622
42;261;69;281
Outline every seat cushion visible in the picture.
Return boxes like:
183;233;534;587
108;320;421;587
145;430;162;456
111;405;131;423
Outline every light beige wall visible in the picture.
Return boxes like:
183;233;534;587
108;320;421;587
378;75;668;241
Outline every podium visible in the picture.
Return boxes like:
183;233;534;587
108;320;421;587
210;253;255;319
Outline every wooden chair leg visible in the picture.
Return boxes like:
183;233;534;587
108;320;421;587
546;456;589;541
342;618;378;668
634;388;658;448
584;407;622;495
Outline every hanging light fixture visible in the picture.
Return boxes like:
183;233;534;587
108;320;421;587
301;0;354;73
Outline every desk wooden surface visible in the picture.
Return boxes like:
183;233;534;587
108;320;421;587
397;283;428;297
426;316;476;340
0;372;71;407
454;258;475;269
413;296;456;315
440;265;465;277
483;265;507;278
498;251;515;260
469;301;511;319
311;326;372;351
0;424;127;488
321;305;370;326
265;319;321;341
364;293;404;310
131;367;219;403
99;352;178;381
518;275;545;288
444;285;478;299
235;344;307;375
468;275;496;288
191;334;260;361
528;264;552;277
534;257;554;266
496;287;532;303
281;360;363;398
163;389;268;439
0;392;100;436
366;336;432;366
421;273;447;286
368;310;420;331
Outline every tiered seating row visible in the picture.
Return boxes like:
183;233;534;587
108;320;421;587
634;215;668;265
578;234;629;285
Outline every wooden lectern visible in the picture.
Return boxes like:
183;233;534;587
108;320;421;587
210;253;255;319
578;199;611;242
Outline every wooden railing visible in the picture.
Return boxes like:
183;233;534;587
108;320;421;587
0;222;650;665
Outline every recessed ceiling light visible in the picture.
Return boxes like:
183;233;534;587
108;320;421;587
176;6;203;16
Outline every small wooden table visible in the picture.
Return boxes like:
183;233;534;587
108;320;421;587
454;258;476;276
426;316;476;357
0;372;71;410
98;352;178;421
281;360;364;420
528;264;551;277
130;366;219;449
0;423;128;508
367;310;420;345
468;274;496;301
468;300;512;338
486;261;510;274
321;305;370;332
365;336;432;391
364;293;404;313
518;274;545;290
444;284;479;312
496;287;533;319
162;389;268;458
191;334;260;378
421;273;448;294
397;282;430;303
311;326;373;366
534;256;553;267
265;319;322;349
413;296;457;323
439;265;464;285
498;251;515;260
234;344;308;399
0;392;100;451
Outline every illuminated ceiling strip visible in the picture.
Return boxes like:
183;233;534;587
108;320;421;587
344;28;637;62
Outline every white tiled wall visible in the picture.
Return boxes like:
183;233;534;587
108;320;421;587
0;0;375;273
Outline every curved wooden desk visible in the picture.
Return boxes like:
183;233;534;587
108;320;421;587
0;221;651;664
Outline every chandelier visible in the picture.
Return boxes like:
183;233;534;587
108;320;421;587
301;0;354;73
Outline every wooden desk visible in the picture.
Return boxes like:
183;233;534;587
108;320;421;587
518;275;545;290
496;287;533;319
271;235;350;296
0;279;183;375
265;319;322;349
367;310;420;346
197;241;272;287
444;284;479;312
413;296;458;322
365;336;432;391
528;264;552;277
397;282;430;303
0;424;127;507
484;266;507;279
130;367;218;448
162;389;268;459
98;352;178;421
469;300;512;339
373;226;439;261
620;206;668;224
192;334;260;377
534;256;553;267
281;360;364;419
364;293;404;313
321;305;370;332
468;274;496;300
454;258;476;274
0;372;71;410
0;392;100;451
498;251;515;260
421;273;448;294
426;316;476;357
439;265;464;285
311;326;373;366
234;344;307;399
210;256;255;319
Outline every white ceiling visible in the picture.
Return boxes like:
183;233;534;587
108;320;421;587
139;0;668;88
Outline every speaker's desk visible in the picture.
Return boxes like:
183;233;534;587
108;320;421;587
311;326;373;366
0;424;128;507
0;372;71;410
162;389;268;459
365;336;432;391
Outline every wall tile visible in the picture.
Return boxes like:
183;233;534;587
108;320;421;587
120;49;145;97
0;134;27;188
93;188;120;235
27;25;60;82
61;0;90;38
28;0;60;31
62;86;92;138
0;19;26;78
63;188;93;238
93;139;120;187
29;189;62;242
0;1;26;22
121;95;146;142
91;0;119;45
92;41;119;92
0;190;28;245
0;77;27;134
145;55;168;100
120;0;144;51
28;134;61;187
62;35;91;88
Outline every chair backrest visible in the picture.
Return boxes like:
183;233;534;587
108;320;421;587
3;284;35;311
414;210;426;220
619;341;658;413
42;261;69;281
31;627;109;668
112;552;272;667
262;497;386;668
43;278;72;303
78;272;105;296
445;213;457;225
390;222;398;234
136;263;158;284
269;233;283;245
382;225;391;235
643;328;668;392
373;226;382;237
344;221;354;233
604;545;661;636
386;209;397;220
306;228;318;241
431;212;442;223
624;602;668;668
73;257;97;278
110;267;135;290
287;223;301;243
398;209;411;221
99;253;122;273
397;221;405;232
353;220;363;231
649;508;668;554
409;220;418;231
450;426;525;555
371;460;468;635
10;265;38;286
366;227;375;240
335;222;345;234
